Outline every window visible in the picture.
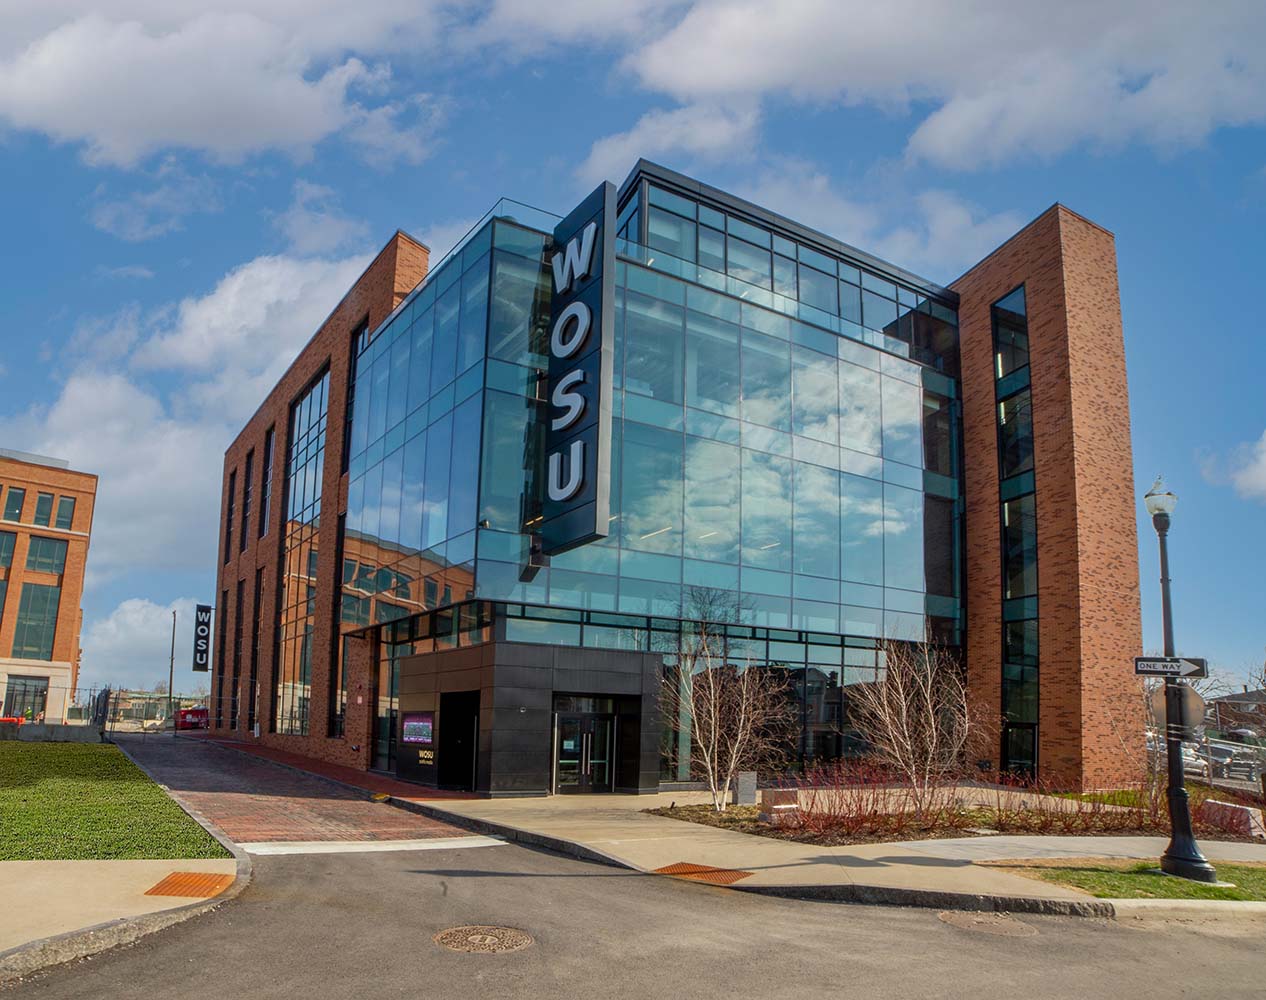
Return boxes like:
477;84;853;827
230;579;245;729
798;265;837;315
2;676;48;721
224;470;236;564
726;237;771;288
249;567;263;730
33;493;54;526
259;427;274;538
0;531;14;567
3;487;25;522
54;496;75;531
25;536;67;574
275;370;330;737
240;450;253;551
12;583;60;660
923;391;954;477
1002;494;1038;599
998;390;1034;479
647;206;695;263
992;285;1029;377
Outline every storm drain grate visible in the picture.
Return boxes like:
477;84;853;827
433;925;534;954
654;862;754;885
144;872;235;898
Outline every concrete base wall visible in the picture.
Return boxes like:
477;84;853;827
0;723;104;742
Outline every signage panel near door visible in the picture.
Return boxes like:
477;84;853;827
539;181;617;556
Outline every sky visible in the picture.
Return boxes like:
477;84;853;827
0;1;1263;697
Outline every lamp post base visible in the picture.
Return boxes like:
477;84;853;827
1159;852;1218;883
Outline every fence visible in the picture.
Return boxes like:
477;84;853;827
0;679;210;731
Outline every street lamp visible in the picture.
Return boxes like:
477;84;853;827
1143;477;1216;883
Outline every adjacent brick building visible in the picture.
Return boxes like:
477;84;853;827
0;449;97;722
210;163;1144;792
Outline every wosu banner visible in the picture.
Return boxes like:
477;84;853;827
192;604;213;672
539;181;617;555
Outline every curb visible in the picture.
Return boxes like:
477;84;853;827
730;882;1115;918
1110;898;1266;920
0;739;254;986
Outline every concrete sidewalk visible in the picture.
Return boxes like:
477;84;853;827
0;858;238;954
407;791;1266;914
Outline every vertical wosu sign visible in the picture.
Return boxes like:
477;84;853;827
540;182;616;555
192;604;213;672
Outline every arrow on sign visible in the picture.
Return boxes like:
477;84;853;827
1134;656;1208;678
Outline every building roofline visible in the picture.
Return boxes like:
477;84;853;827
947;202;1115;290
0;448;98;483
617;159;958;304
224;230;426;456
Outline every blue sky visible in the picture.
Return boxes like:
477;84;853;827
0;2;1263;695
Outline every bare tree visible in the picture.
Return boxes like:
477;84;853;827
846;639;974;816
660;586;796;812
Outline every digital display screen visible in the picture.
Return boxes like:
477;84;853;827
401;712;434;745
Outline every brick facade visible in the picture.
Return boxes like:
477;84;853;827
210;232;428;766
0;453;97;720
953;205;1145;789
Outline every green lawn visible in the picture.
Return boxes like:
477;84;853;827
0;742;230;860
1002;860;1266;901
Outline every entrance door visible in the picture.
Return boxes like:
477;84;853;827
553;714;615;793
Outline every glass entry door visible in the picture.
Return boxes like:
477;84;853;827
553;713;615;793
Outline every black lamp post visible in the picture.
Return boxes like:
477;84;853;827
1144;478;1216;883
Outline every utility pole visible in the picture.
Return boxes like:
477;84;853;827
168;609;176;734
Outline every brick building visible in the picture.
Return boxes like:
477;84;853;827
0;449;97;722
210;162;1143;793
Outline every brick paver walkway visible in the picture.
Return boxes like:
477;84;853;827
118;734;467;845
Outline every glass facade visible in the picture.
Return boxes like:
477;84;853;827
992;285;1038;774
334;177;964;770
273;370;330;736
25;536;68;574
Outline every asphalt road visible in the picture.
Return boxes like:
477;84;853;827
6;840;1262;999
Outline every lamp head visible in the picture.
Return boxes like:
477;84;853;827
1144;476;1177;517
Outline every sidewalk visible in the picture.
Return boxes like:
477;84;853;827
0;858;238;954
173;737;1266;916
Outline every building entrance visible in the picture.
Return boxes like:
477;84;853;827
552;695;616;794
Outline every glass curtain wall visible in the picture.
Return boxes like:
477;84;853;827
991;285;1039;775
343;222;496;768
274;370;330;736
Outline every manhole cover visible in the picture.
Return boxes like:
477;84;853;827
937;911;1038;937
433;925;533;953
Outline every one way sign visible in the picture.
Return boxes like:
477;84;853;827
1134;656;1208;679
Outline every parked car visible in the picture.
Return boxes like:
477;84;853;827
1197;744;1261;782
1180;744;1210;780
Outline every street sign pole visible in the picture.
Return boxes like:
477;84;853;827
1152;508;1216;883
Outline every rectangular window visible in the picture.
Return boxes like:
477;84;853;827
0;531;14;567
33;493;54;526
249;567;263;730
259;427;274;538
230;578;245;729
240;449;254;551
275;370;330;737
216;586;228;727
2;675;48;721
224;470;236;564
3;487;25;522
54;496;75;530
727;236;771;289
992;285;1028;378
998;389;1034;479
0;579;7;624
798;264;837;315
646;206;696;263
25;536;68;574
11;583;60;660
1002;493;1038;599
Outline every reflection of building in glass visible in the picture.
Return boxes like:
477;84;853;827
212;161;1143;792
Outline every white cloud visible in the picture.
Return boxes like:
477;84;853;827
79;596;206;692
579;103;760;185
623;0;1266;170
873;191;1024;282
88;162;220;241
1227;429;1266;502
0;5;446;167
272;180;371;255
416;217;483;264
345;93;447;168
